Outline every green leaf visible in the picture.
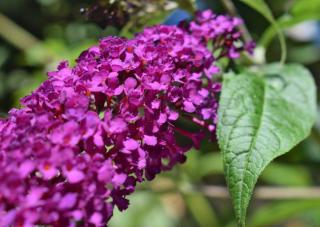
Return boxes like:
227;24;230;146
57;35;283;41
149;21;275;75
239;0;287;63
217;64;317;226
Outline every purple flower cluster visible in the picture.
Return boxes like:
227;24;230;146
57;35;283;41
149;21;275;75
189;10;255;58
0;10;253;226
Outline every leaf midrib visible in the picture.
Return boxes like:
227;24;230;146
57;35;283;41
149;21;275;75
237;78;267;225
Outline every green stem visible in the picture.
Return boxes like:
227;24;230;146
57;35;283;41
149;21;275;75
238;0;287;64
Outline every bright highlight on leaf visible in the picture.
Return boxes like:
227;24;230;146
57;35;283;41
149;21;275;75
217;64;317;226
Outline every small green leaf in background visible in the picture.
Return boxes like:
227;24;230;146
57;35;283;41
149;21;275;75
217;64;317;226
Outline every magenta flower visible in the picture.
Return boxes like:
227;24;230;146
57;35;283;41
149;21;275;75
0;10;253;226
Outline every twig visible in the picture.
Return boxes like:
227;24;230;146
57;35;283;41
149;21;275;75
201;185;320;200
148;178;320;200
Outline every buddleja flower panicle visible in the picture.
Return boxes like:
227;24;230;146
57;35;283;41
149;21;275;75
0;10;253;226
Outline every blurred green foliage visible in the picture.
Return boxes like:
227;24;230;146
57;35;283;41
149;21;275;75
0;0;320;226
